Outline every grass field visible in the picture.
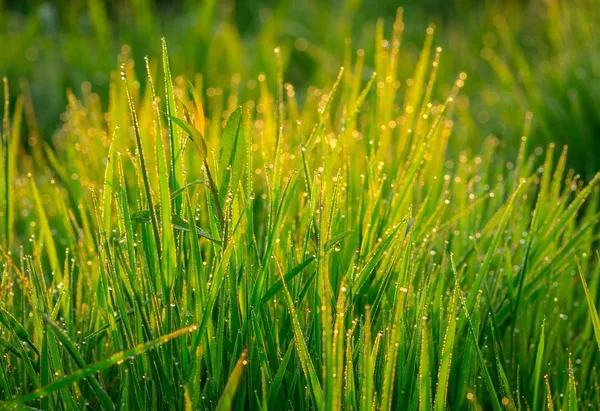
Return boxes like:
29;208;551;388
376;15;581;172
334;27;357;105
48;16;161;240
1;1;599;410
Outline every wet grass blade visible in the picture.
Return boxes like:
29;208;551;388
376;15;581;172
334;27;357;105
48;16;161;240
532;319;546;411
279;264;324;409
44;315;114;410
216;348;248;411
5;326;195;408
452;255;502;411
577;258;600;352
217;107;245;205
419;317;431;410
433;288;457;411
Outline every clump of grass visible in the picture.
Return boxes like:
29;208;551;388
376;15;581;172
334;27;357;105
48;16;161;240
1;12;599;410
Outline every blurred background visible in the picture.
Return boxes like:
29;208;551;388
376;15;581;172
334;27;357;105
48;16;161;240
1;0;598;175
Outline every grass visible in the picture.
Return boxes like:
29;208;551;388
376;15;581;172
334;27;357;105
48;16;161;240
1;7;600;411
2;0;599;176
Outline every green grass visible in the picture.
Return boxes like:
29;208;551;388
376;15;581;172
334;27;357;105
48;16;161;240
2;0;599;176
1;8;600;410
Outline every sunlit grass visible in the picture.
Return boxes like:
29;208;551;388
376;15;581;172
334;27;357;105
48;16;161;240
1;10;599;410
3;0;599;175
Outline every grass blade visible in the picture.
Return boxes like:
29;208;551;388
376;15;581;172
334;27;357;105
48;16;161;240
5;325;196;408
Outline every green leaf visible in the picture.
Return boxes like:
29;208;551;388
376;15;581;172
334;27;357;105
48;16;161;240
215;349;248;411
261;256;315;304
44;316;114;411
0;307;39;357
578;258;600;352
433;288;457;411
452;255;503;411
6;326;195;408
419;318;431;411
218;107;245;205
166;112;208;159
131;210;220;244
162;37;181;195
279;266;324;410
533;319;546;411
